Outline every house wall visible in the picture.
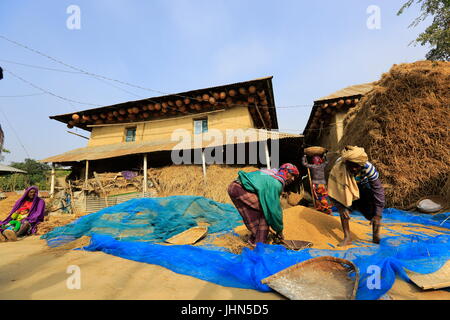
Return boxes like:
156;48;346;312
87;106;255;147
314;110;347;152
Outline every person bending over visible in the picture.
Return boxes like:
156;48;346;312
328;146;385;246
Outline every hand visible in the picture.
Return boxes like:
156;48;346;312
276;231;285;240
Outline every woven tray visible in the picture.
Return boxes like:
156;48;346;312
261;256;359;300
304;146;327;156
416;196;446;214
281;239;313;250
165;226;208;245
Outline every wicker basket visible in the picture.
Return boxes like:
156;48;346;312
304;146;327;156
287;189;305;206
261;256;359;300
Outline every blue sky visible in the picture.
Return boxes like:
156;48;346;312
0;0;429;164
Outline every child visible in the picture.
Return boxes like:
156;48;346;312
302;153;333;215
2;209;29;232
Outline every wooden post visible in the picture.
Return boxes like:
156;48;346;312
84;160;89;186
307;168;316;209
143;154;148;194
264;141;271;169
201;149;207;179
50;163;55;198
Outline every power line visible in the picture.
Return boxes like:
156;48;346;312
0;93;46;98
4;68;103;107
0;58;83;74
0;58;145;99
0;107;31;158
0;35;315;111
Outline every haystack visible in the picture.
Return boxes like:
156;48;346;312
149;165;257;204
337;61;450;209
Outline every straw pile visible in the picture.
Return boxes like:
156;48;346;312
338;61;450;209
36;211;88;235
149;165;257;204
0;194;21;221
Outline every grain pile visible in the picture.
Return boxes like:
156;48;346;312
149;165;257;204
337;61;450;209
212;205;450;251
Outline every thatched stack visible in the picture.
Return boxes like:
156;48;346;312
149;165;257;204
336;61;450;209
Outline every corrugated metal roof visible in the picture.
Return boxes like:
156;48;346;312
0;164;27;174
314;82;374;103
303;82;375;136
41;129;303;163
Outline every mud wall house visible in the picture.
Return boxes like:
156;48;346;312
302;83;374;152
41;77;303;210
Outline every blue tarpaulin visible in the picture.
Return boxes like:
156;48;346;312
41;196;450;300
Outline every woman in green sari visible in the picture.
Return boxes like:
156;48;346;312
228;164;299;246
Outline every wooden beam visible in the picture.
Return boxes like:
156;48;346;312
264;141;271;169
201;149;207;180
143;154;148;193
84;160;89;187
50;163;55;198
67;131;89;140
254;103;268;129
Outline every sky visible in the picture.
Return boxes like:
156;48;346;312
0;0;430;164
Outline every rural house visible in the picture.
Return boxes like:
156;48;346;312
42;77;303;205
303;83;374;151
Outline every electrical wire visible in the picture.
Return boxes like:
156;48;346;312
0;107;31;158
0;35;315;110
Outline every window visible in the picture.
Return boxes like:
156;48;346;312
125;127;136;142
194;118;208;135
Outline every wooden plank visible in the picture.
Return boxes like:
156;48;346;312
407;260;450;290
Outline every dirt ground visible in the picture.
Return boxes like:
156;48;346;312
0;236;282;300
1;197;449;300
0;235;449;300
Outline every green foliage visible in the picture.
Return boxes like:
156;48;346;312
0;159;51;191
398;0;450;61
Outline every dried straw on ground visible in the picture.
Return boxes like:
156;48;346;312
149;165;257;204
337;61;450;209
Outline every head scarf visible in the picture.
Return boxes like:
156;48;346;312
1;186;46;234
328;146;368;207
260;163;299;186
312;155;324;165
341;146;368;166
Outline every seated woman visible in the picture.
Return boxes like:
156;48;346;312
0;186;46;241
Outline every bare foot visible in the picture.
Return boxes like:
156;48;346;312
0;232;6;242
373;235;381;244
247;240;256;249
338;238;352;247
3;230;17;241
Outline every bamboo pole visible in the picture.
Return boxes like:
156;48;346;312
307;168;316;208
84;160;89;187
264;141;271;169
50;163;55;198
201;149;207;180
143;154;148;194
